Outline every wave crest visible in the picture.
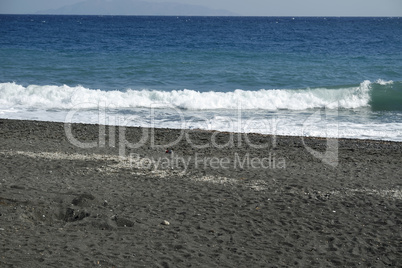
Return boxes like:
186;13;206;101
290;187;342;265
0;80;381;111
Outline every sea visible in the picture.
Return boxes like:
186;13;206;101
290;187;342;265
1;15;401;141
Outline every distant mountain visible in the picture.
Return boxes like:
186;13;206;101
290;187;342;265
37;0;237;16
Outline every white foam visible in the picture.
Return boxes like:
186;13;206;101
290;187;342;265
0;81;372;111
1;100;401;142
2;81;401;142
375;79;393;85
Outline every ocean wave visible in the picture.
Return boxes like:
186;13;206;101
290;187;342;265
369;80;402;111
0;80;399;111
375;79;394;85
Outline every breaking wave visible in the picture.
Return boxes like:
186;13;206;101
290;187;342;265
0;80;400;111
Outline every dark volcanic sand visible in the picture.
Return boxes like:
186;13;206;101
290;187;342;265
0;119;401;267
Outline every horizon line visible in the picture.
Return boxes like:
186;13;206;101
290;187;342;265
0;13;401;18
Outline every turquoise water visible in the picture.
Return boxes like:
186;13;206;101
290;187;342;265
1;15;401;141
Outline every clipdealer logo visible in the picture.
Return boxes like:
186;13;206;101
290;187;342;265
64;101;338;168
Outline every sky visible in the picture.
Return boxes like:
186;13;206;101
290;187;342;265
1;0;401;16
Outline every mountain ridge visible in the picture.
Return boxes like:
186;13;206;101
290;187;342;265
36;0;237;16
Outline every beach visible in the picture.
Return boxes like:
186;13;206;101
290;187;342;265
0;118;401;267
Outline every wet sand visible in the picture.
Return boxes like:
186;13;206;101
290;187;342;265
0;118;401;267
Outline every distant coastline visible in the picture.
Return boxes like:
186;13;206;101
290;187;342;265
34;0;237;16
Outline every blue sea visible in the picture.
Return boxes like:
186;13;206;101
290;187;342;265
1;15;401;141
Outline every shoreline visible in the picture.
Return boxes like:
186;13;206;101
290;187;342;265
2;117;401;144
0;118;401;267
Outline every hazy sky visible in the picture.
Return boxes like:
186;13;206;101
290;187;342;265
1;0;401;16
